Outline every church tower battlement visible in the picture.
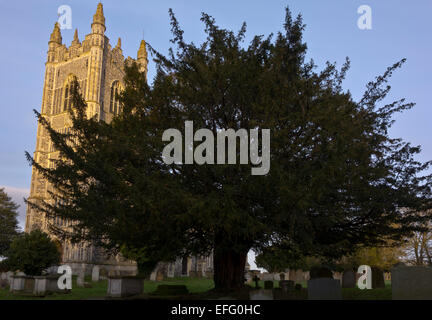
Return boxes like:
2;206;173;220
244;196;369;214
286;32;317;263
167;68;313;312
25;3;147;274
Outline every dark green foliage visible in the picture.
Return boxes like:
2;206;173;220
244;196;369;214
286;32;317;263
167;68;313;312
120;245;158;277
255;245;306;272
0;259;11;272
6;230;61;276
26;7;432;290
0;188;20;257
309;266;333;279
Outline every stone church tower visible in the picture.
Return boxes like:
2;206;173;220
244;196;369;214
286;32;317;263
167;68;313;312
26;3;215;279
25;3;147;275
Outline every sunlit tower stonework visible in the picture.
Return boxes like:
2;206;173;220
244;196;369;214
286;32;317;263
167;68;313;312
25;3;148;274
25;3;214;278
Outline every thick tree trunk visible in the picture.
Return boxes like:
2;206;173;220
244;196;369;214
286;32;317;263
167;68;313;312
213;246;248;291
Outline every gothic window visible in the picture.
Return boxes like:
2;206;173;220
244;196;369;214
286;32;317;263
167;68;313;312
63;75;77;112
110;80;123;115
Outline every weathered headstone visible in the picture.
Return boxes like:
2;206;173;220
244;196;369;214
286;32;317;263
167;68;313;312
0;279;7;289
279;280;294;292
91;265;100;282
156;270;164;281
10;275;26;292
6;271;14;285
264;280;273;289
33;275;63;296
249;289;274;300
77;271;85;287
392;265;432;300
261;273;273;281
342;270;356;288
307;278;342;300
149;271;157;281
371;267;385;289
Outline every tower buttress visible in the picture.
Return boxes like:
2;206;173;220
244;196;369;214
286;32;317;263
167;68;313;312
137;40;148;78
86;2;106;119
71;28;80;46
47;22;62;63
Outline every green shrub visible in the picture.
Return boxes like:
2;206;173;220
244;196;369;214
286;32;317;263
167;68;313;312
5;230;61;276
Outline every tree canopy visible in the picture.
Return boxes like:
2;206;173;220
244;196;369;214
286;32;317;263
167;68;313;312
0;187;21;257
5;230;61;275
26;7;432;290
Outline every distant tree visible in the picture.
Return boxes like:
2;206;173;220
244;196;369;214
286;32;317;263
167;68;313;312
26;7;432;290
0;188;20;257
338;245;403;272
6;230;61;275
401;216;432;266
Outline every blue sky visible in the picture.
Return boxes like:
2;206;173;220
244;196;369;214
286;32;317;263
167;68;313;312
0;0;431;268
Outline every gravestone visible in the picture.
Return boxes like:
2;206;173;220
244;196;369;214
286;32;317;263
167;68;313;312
92;266;100;282
77;271;85;287
371;267;385;289
342;270;356;288
6;271;14;285
149;271;157;281
107;276;144;298
392;265;432;300
307;278;342;300
10;275;26;292
264;280;273;289
0;272;6;280
279;280;294;292
156;270;164;281
249;289;274;300
0;279;7;289
34;275;64;296
261;273;273;281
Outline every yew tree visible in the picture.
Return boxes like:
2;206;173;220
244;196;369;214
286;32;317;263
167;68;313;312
27;8;432;290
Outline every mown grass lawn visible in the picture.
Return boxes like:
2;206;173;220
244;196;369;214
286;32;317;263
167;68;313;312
0;277;392;300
